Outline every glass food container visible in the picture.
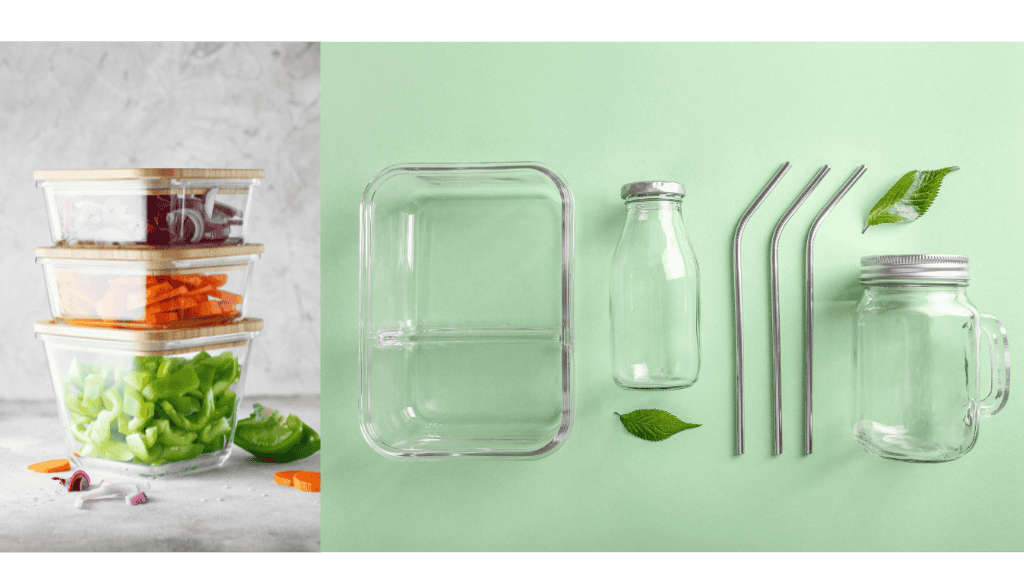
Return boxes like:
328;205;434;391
35;319;263;477
359;162;575;459
36;168;262;247
609;181;700;390
36;244;262;329
854;254;1009;462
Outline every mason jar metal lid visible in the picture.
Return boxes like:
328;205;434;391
860;254;969;282
620;181;686;200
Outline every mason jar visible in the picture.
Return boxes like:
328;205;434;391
609;181;700;390
853;254;1009;462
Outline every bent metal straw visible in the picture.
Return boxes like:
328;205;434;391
770;166;830;455
733;162;791;456
804;165;866;454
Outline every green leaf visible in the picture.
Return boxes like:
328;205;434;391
615;409;700;442
863;166;958;233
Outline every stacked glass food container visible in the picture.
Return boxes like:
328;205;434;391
33;168;265;477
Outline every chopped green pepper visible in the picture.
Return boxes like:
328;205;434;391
233;403;320;463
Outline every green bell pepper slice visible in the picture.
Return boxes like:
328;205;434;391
155;419;197;447
161;442;202;462
211;391;237;420
233;403;319;462
199;416;231;444
143;365;199;401
158;388;213;432
250;423;321;464
127;432;163;463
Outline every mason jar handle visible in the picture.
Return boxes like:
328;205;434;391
979;313;1010;417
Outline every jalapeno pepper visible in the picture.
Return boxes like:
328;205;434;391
233;403;320;463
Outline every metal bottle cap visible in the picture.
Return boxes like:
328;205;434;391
620;181;686;200
859;254;969;282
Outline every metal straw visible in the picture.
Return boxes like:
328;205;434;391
770;165;830;455
804;165;866;454
733;161;791;456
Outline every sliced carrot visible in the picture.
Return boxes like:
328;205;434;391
145;311;178;325
292;471;320;493
219;302;237;315
148;282;174;299
205;274;228;288
128;281;174;311
28;459;71;473
181;285;215;300
149;296;201;314
211;289;243;305
147;284;188;306
273;470;302;486
182;300;222;319
170;274;205;287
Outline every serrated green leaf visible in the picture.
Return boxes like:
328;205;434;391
862;166;958;233
616;409;700;442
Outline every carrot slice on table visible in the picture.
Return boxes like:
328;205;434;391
292;471;320;493
28;459;70;473
273;470;303;486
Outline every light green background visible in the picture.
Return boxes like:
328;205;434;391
321;43;1024;551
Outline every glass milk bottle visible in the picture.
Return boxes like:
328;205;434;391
609;181;700;390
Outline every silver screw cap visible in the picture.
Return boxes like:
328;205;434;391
860;254;969;282
620;181;685;200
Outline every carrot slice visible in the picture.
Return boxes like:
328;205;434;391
211;289;243;305
148;284;188;306
28;459;71;473
205;274;228;288
181;285;215;300
219;302;237;315
181;300;220;319
145;311;178;325
170;274;205;287
273;470;303;486
292;471;320;493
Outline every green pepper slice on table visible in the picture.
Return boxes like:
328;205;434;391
233;403;320;463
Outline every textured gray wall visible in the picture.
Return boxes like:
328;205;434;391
0;42;320;399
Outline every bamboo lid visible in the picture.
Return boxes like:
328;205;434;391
34;168;264;181
35;244;264;261
34;318;263;342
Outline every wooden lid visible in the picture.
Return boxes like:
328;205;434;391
34;168;264;181
35;244;264;261
34;318;263;342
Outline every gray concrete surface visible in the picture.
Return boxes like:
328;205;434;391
0;394;320;552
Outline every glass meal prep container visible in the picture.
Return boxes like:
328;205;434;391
35;168;263;248
35;319;263;477
359;162;575;460
36;244;262;329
